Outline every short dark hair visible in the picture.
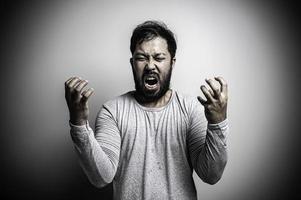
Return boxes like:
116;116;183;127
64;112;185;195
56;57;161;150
130;20;177;58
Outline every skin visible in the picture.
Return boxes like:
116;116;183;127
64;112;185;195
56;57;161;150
198;77;228;124
130;36;175;108
64;37;228;125
64;77;94;125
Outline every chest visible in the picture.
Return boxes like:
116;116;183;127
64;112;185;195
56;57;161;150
117;105;189;156
122;105;187;136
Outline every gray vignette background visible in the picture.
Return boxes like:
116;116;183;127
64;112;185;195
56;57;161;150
1;0;300;199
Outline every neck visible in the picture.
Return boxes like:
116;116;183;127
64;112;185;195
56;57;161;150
134;89;173;108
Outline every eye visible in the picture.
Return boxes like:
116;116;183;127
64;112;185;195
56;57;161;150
135;57;146;61
155;57;165;62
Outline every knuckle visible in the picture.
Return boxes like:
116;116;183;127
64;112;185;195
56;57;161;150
207;104;214;110
66;84;72;90
221;98;227;104
213;87;220;92
79;80;87;87
75;83;81;90
74;88;81;93
209;83;216;88
218;76;224;80
82;92;88;98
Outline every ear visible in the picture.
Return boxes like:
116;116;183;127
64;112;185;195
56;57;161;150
171;57;176;69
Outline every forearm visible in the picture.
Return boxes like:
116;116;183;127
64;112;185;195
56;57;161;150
193;119;228;184
70;122;117;188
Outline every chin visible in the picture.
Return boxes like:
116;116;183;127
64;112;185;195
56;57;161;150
141;89;160;100
133;73;171;101
144;86;170;101
143;86;160;96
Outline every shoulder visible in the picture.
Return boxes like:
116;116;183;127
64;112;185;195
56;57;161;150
173;91;205;125
173;90;203;113
99;91;135;116
104;91;133;105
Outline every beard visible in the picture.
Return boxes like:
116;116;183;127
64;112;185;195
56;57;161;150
132;66;173;102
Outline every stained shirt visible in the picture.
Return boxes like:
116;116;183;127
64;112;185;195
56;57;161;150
70;90;228;200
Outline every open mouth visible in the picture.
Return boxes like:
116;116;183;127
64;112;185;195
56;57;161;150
143;75;159;90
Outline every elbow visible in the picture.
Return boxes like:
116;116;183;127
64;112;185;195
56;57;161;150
204;159;227;185
88;172;114;189
91;181;109;189
89;177;112;189
203;174;222;185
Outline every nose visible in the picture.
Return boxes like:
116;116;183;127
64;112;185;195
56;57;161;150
145;60;156;72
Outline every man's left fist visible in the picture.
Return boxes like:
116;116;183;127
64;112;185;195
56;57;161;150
197;76;228;124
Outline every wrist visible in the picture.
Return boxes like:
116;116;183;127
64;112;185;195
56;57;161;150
70;118;87;126
207;114;227;124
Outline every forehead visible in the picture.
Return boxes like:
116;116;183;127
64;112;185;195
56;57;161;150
134;37;169;54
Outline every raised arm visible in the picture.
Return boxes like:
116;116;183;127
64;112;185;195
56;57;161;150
188;76;229;184
65;77;121;188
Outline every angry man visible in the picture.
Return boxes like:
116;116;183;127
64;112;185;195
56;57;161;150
65;20;229;200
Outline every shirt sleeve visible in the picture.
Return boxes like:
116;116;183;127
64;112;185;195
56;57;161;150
69;104;121;188
186;97;228;184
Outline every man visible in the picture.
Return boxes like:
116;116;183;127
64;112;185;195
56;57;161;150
65;21;228;200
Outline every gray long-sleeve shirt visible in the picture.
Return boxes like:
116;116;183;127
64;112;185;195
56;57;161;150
70;90;228;200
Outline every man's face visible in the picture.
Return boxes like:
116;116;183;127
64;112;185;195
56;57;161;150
130;36;175;101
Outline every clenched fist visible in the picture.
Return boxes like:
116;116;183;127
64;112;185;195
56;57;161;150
64;76;94;125
197;76;228;124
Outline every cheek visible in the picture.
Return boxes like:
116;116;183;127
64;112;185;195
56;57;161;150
158;62;172;74
133;64;144;77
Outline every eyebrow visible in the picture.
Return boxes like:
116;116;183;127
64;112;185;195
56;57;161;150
134;53;147;57
134;52;166;57
153;53;166;57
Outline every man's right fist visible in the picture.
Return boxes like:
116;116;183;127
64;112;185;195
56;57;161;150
64;76;94;125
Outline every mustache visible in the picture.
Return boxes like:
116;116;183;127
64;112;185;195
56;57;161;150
142;72;159;79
